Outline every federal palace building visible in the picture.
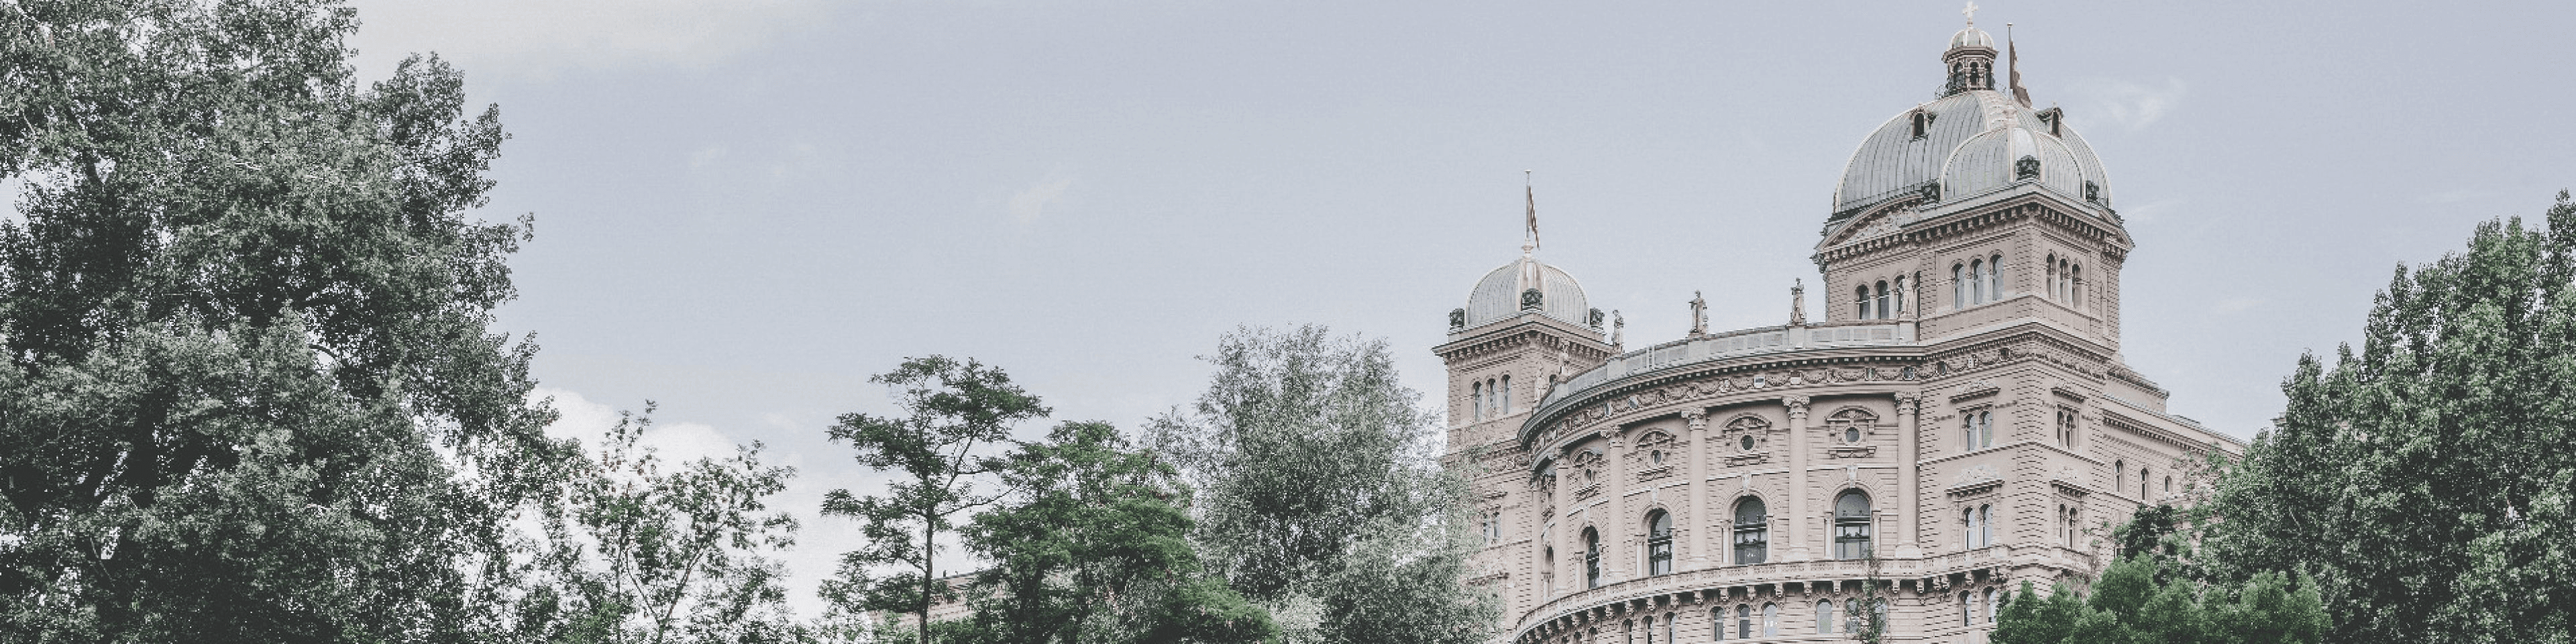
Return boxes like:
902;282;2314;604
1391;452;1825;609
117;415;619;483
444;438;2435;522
1436;14;2243;644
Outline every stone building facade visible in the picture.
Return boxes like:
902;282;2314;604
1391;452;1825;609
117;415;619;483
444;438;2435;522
1438;18;2243;644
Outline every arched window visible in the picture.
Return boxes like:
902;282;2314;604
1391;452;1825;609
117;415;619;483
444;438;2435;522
1874;280;1890;319
2058;258;2072;301
1542;546;1555;595
1642;616;1654;644
2061;504;2081;546
1501;375;1513;415
2165;476;2175;494
1624;619;1634;644
1953;264;1966;308
2057;407;2078;448
1663;613;1674;644
2071;264;2084;309
1834;490;1874;559
1962;409;1992;451
1733;497;1768;564
2046;254;2057;299
1856;285;1871;320
1646;511;1674;576
1960;592;1972;627
1964;507;1983;549
1988;254;2003;301
1968;259;1985;304
1712;607;1727;641
1979;504;1994;547
1736;604;1752;640
2140;468;2151;498
1470;382;1483;420
1762;603;1778;637
2115;460;2126;493
1984;588;1998;624
1817;600;1836;634
1583;527;1603;589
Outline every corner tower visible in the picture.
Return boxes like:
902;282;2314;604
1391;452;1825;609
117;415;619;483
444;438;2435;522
1436;211;1617;619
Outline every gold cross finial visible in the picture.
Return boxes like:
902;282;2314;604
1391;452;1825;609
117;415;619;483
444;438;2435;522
1962;1;1979;26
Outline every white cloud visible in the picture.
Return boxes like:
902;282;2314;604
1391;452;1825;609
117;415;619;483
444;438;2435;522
2074;77;2188;130
1008;172;1076;225
534;386;741;464
344;0;829;81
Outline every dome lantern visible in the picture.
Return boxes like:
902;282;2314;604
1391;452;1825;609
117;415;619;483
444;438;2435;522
1943;3;1998;96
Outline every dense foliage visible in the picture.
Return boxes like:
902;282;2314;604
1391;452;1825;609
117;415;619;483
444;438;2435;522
2190;192;2576;644
953;421;1271;644
818;356;1048;643
1148;325;1496;644
0;1;572;641
1989;556;2326;644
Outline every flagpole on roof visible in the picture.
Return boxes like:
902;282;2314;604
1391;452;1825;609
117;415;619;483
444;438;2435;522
1524;170;1540;254
2008;23;2032;107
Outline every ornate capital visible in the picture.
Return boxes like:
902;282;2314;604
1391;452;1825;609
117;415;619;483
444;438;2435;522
1783;394;1812;416
1682;409;1709;432
1895;393;1921;417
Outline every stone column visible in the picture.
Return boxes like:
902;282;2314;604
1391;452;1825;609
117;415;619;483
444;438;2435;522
1683;409;1711;570
1782;395;1813;561
1601;428;1628;584
1895;393;1923;557
1553;444;1573;597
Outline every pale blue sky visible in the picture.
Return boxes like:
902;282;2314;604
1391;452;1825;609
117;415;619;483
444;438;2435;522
345;0;2575;616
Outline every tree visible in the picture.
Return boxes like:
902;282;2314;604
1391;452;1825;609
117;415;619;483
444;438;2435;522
1840;549;1891;643
0;1;566;641
819;356;1048;644
518;404;804;644
1989;555;2326;644
1148;325;1495;644
955;420;1272;644
2192;191;2576;643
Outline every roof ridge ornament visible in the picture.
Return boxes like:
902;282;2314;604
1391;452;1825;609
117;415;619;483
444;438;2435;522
1962;1;1978;27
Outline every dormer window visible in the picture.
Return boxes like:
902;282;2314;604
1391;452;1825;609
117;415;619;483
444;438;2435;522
2037;107;2063;136
1911;109;1934;139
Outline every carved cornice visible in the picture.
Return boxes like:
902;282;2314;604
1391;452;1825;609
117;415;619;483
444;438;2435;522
1520;355;1927;455
1946;478;2004;497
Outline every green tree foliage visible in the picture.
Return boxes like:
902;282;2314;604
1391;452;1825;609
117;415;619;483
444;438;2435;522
2193;191;2576;644
1148;325;1496;644
954;420;1271;644
1990;556;2326;644
519;405;805;644
818;356;1049;643
0;1;568;641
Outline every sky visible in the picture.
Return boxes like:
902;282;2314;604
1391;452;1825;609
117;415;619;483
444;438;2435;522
341;0;2576;618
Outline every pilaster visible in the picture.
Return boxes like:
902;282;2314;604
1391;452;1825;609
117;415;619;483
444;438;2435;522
1895;393;1924;558
1683;409;1711;570
1783;395;1813;561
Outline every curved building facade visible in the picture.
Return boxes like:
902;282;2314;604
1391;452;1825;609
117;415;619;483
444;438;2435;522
1438;19;2241;644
